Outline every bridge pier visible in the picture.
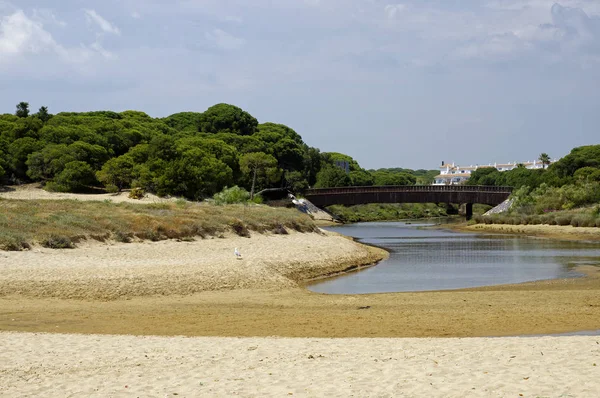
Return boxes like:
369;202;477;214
465;203;473;221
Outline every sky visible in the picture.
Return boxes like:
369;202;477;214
1;0;599;170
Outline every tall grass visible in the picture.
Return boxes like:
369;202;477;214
473;207;600;228
0;198;317;251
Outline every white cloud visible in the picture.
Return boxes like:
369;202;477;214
84;9;120;35
0;9;117;67
205;28;244;50
131;11;141;20
384;4;405;19
0;10;58;56
91;41;116;59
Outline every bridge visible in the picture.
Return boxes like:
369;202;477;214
304;185;513;220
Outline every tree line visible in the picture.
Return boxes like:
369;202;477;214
466;147;600;189
0;102;435;199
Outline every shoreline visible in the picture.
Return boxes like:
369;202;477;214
450;221;600;242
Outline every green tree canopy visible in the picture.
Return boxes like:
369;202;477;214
371;170;416;186
198;103;258;135
163;112;203;133
548;145;600;179
239;152;280;198
35;106;52;123
96;155;135;191
47;161;97;192
314;165;352;188
15;102;29;118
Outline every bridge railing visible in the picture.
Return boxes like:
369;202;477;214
305;185;513;195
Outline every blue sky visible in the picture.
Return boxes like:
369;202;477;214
1;0;599;169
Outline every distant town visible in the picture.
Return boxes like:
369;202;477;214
433;159;555;185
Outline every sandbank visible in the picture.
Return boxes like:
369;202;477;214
458;223;600;241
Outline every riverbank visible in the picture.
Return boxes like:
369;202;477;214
456;222;600;241
0;230;386;300
2;332;599;397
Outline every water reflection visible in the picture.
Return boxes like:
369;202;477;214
308;222;600;294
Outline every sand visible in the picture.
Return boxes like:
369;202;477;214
460;223;600;241
2;187;600;396
1;332;599;397
0;231;385;300
0;183;177;204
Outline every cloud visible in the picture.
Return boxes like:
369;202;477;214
0;10;59;56
550;3;600;46
384;4;405;19
91;41;116;59
32;8;66;27
205;28;244;50
0;9;119;67
447;2;600;64
131;11;141;20
84;9;120;35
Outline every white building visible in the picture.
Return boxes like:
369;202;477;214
432;160;551;185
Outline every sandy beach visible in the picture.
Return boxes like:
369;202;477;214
2;332;599;397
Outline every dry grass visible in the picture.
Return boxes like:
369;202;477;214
0;198;317;251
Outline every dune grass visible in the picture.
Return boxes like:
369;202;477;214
472;206;600;228
0;198;317;251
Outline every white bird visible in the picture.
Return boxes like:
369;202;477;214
234;248;242;258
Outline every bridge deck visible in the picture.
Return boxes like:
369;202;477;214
304;185;513;215
306;185;513;195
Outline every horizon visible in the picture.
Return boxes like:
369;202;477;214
1;1;598;169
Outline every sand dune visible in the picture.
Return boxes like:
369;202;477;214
1;332;599;397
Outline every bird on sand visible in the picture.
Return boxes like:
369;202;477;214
234;248;242;258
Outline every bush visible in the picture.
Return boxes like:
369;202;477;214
105;184;119;194
51;161;97;193
41;235;75;249
129;187;145;200
570;214;596;228
229;219;250;237
213;186;250;205
114;230;133;243
555;215;572;226
0;234;31;251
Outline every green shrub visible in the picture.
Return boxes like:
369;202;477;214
213;186;250;205
129;188;145;200
0;234;31;251
570;214;596;228
556;215;572;226
105;184;119;193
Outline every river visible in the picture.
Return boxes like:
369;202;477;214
308;221;600;294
